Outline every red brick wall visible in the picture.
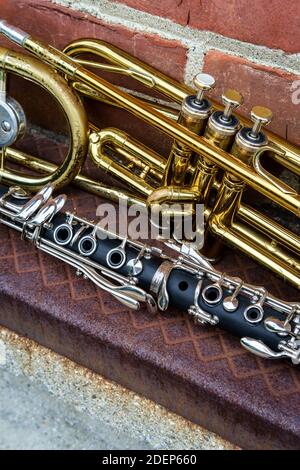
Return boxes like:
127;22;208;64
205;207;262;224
112;0;300;53
0;1;187;81
0;0;299;145
203;52;299;145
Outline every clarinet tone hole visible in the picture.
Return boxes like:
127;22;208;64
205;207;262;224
244;306;264;324
106;249;126;269
78;236;97;256
178;281;189;291
54;224;73;246
202;285;222;305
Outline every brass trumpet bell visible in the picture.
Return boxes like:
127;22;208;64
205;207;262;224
0;46;88;191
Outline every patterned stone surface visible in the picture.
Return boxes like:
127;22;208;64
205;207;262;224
0;132;300;450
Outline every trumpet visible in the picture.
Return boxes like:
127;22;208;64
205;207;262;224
0;21;299;289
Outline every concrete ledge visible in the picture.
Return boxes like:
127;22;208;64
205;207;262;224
1;132;300;450
0;326;235;450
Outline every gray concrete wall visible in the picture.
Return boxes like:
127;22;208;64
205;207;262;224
0;326;236;450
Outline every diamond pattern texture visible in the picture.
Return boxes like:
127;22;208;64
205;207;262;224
1;132;300;449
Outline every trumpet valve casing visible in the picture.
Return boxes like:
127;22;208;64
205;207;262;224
231;105;273;164
163;73;215;187
192;89;243;202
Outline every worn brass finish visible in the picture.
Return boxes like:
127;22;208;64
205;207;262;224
89;128;164;193
5;146;145;206
163;73;215;187
63;39;300;170
1;25;300;288
0;46;88;191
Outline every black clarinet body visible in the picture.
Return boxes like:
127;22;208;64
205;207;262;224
45;213;286;352
0;184;299;364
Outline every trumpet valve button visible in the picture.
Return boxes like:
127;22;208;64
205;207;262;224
250;106;273;138
221;89;243;121
193;73;216;103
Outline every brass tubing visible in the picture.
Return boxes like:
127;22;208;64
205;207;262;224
71;82;180;121
210;216;300;289
233;220;300;271
64;39;300;171
163;109;206;187
96;128;165;174
209;177;300;256
0;47;88;190
73;58;161;88
109;145;163;182
89;134;153;196
5;147;145;206
63;39;189;103
106;144;162;183
21;36;300;215
206;174;300;286
238;204;300;256
147;186;200;204
6;148;194;218
232;223;300;287
271;151;300;176
83;80;300;214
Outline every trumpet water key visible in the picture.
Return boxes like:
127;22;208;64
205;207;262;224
1;183;300;365
0;21;300;289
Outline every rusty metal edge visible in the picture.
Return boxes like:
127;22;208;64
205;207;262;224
0;288;299;450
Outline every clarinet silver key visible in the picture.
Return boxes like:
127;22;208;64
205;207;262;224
264;317;291;337
223;279;243;312
29;195;67;226
202;274;224;306
243;288;267;324
13;184;53;222
78;224;98;256
106;238;127;269
1;184;300;365
241;337;289;360
241;337;300;365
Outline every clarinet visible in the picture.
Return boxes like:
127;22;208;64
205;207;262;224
1;183;300;365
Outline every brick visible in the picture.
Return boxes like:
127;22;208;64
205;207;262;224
110;0;190;25
189;0;300;54
0;0;187;81
113;0;300;53
203;51;300;146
